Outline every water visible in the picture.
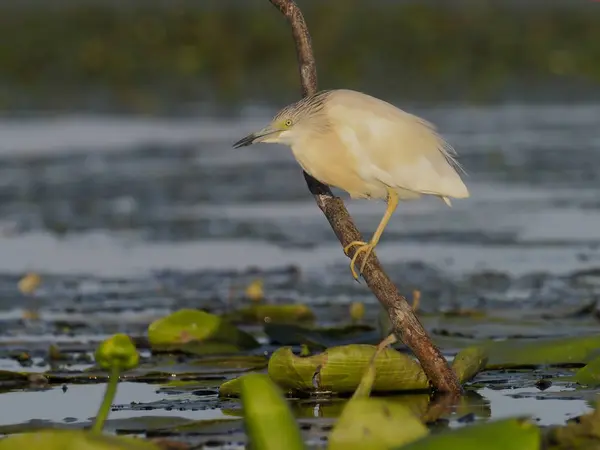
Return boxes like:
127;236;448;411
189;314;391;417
0;101;599;445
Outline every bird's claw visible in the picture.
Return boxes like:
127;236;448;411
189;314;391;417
344;240;375;281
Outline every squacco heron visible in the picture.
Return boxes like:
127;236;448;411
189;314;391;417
233;89;469;280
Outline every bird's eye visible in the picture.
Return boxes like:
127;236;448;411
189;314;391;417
284;119;293;127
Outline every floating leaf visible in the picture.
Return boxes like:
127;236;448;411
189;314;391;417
148;309;259;353
0;429;159;450
398;418;540;450
573;356;600;386
482;334;600;369
329;399;428;450
268;345;429;394
224;304;315;325
240;373;305;450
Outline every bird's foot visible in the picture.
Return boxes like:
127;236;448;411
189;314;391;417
344;240;375;281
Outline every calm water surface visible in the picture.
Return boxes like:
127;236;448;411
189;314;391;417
0;101;599;439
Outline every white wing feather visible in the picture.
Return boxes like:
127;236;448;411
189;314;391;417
327;90;469;201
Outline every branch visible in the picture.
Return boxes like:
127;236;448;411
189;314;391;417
267;0;461;394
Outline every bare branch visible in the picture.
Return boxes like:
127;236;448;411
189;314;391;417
267;0;461;394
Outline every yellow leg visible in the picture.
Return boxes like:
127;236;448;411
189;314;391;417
343;187;399;280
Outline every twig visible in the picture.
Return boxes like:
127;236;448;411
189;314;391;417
267;0;461;394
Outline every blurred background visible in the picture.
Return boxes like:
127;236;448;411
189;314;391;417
0;0;599;310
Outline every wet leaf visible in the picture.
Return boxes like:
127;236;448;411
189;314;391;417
0;429;160;449
148;309;259;352
224;304;315;325
451;346;488;383
268;345;429;394
240;373;305;450
264;323;377;348
328;398;428;450
482;334;600;369
398;418;540;450
573;356;600;386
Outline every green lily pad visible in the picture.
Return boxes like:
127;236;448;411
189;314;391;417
482;334;600;369
268;345;429;394
223;304;316;324
573;356;600;386
329;398;428;450
0;429;160;450
397;418;540;450
147;309;259;353
240;373;305;450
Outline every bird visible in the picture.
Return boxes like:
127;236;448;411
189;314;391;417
233;89;469;281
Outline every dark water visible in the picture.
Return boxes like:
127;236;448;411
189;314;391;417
0;101;599;444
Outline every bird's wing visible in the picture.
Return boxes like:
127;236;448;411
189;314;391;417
327;91;469;199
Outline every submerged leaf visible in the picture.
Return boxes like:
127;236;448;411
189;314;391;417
148;309;259;352
268;345;429;394
329;399;428;450
240;373;305;450
398;418;540;450
0;429;159;450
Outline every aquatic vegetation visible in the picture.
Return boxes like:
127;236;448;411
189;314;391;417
1;2;599;112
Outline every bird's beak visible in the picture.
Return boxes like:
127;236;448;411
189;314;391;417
233;126;279;148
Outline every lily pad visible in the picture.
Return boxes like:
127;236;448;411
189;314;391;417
240;373;305;450
482;334;600;369
0;429;160;450
397;418;540;450
147;309;259;353
573;356;600;386
223;304;316;324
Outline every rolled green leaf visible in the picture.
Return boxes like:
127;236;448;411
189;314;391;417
148;309;259;351
0;429;159;449
329;398;428;450
451;346;488;383
397;418;540;450
268;345;429;394
240;373;305;450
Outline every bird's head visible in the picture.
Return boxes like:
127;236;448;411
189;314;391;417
233;91;331;149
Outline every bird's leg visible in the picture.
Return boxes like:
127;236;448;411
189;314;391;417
344;188;399;280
